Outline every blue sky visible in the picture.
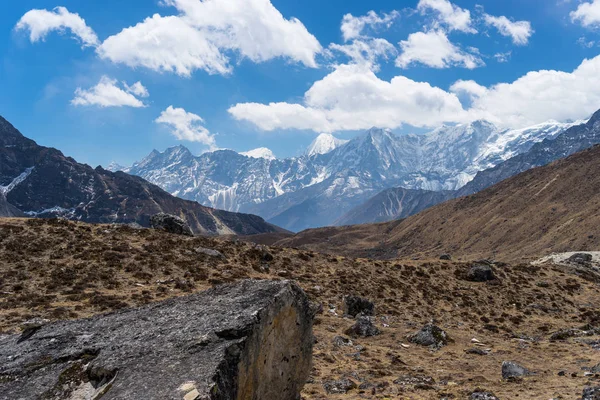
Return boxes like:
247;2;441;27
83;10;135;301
1;0;600;167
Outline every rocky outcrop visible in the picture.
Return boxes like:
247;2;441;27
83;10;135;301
150;213;194;236
0;280;314;400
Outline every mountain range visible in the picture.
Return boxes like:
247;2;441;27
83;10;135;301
119;118;581;231
338;109;600;226
276;141;600;261
0;116;283;235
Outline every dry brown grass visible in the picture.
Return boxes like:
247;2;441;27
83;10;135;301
1;218;600;398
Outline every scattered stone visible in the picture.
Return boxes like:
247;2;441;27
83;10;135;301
558;370;566;376
0;280;314;400
592;363;600;373
344;295;375;317
502;361;530;380
393;374;435;387
332;336;353;348
466;348;489;355
471;390;499;400
466;264;496;282
440;254;452;260
150;213;193;236
323;378;358;394
568;253;593;265
344;316;381;338
408;323;450;349
582;386;600;400
195;247;225;258
550;328;589;341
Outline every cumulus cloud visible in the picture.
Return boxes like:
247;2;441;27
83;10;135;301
71;77;148;108
329;38;397;70
340;10;400;41
156;106;216;147
570;0;600;27
396;30;484;69
465;55;600;127
416;0;476;33
483;14;533;45
123;81;150;98
229;64;467;132
229;54;600;132
97;0;322;77
15;6;99;47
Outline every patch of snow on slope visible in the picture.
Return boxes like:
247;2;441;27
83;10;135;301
0;167;34;195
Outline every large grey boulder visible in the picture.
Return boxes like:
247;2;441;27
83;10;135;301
150;212;194;236
0;280;314;400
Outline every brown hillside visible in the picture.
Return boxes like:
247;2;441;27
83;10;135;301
1;218;600;398
276;145;600;262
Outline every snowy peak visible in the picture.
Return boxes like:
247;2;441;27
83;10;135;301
106;162;126;172
241;147;276;160
306;133;349;156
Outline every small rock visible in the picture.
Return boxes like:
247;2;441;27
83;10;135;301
471;390;499;400
393;374;435;386
150;213;193;236
558;370;566;376
408;323;450;349
466;264;496;282
568;253;593;265
465;348;489;355
440;254;452;260
344;295;375;317
332;336;353;348
344;316;381;338
323;378;358;394
195;247;225;258
582;386;600;400
502;361;530;380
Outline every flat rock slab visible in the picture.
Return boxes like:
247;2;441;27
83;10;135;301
0;280;313;400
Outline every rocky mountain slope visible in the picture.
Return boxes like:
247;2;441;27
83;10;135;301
0;116;283;235
123;120;578;231
276;144;600;261
335;187;452;226
339;112;600;226
1;218;599;399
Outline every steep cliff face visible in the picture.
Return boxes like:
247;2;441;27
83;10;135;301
0;280;314;400
0;116;284;235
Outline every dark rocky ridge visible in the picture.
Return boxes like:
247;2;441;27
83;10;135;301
0;116;284;235
0;279;314;400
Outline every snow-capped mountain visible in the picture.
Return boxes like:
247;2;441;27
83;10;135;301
124;119;582;231
306;133;349;156
241;147;276;160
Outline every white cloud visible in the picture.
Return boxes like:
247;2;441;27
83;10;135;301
156;106;216;147
71;76;147;108
570;0;600;27
329;38;397;70
229;54;600;132
483;14;533;45
340;10;400;41
450;79;488;99
396;30;484;69
123;81;150;98
229;63;467;132
494;51;512;63
98;0;322;77
15;6;99;48
416;0;476;33
464;55;600;127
